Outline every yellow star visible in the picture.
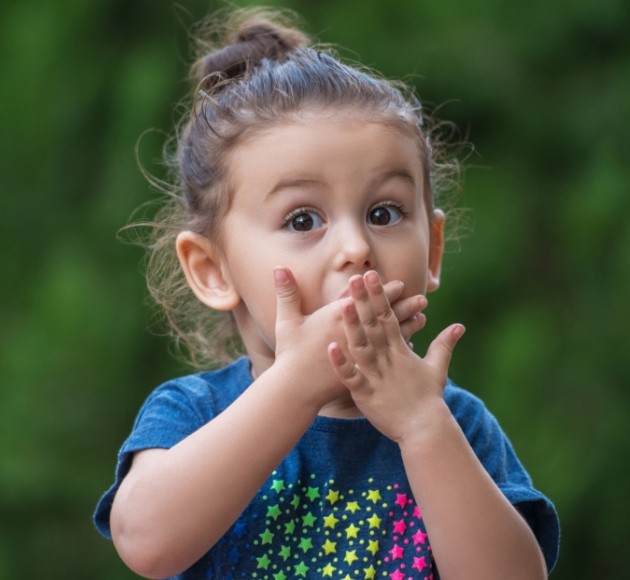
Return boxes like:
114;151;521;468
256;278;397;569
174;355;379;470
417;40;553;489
367;513;381;529
366;489;381;504
325;489;340;505
363;564;377;579
322;539;337;555
345;501;360;513
366;539;379;555
322;563;336;577
323;513;339;529
345;523;359;538
344;550;359;564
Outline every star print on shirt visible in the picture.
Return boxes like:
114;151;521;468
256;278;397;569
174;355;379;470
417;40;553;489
220;475;434;579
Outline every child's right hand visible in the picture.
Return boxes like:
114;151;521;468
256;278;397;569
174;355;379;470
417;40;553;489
271;267;426;409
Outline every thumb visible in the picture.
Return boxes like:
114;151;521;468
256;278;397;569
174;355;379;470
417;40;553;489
274;267;302;322
425;323;465;376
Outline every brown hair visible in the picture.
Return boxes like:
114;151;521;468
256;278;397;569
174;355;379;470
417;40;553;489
137;7;460;368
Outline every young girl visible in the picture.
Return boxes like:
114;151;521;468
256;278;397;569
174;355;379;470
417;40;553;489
95;8;559;579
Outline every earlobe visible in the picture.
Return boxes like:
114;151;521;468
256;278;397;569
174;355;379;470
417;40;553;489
176;231;241;311
426;209;445;293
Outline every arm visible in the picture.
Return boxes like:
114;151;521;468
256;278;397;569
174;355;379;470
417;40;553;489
328;271;547;580
110;269;426;579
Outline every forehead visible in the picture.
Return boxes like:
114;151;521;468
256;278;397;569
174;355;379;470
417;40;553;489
228;113;425;193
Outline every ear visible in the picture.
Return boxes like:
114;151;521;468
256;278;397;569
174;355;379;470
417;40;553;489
426;209;445;293
176;231;241;311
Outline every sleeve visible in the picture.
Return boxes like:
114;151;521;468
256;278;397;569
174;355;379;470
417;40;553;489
93;380;209;540
444;383;561;573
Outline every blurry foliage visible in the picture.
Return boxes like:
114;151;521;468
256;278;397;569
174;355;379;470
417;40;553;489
1;0;628;578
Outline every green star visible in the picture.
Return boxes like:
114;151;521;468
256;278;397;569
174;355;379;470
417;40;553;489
267;504;282;520
298;536;314;552
302;511;317;527
278;545;291;561
294;561;309;577
256;554;271;569
291;494;301;509
271;479;286;493
273;573;287;580
284;519;296;535
259;528;274;544
306;486;320;501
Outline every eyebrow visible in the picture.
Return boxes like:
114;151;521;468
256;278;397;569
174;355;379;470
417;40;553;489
265;168;417;200
265;178;323;199
368;168;417;190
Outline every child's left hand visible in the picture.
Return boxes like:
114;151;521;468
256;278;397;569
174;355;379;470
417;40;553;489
327;270;465;443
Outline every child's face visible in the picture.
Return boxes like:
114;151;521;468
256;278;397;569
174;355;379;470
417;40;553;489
215;113;443;372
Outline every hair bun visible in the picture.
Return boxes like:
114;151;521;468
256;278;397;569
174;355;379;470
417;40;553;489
194;11;309;88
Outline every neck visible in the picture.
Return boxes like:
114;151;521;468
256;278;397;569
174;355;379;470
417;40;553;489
318;394;363;419
244;347;363;420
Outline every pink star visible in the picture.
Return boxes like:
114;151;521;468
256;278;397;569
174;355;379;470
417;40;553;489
389;570;405;580
413;556;428;571
395;493;408;509
412;529;427;545
413;506;422;519
388;543;404;560
392;519;407;535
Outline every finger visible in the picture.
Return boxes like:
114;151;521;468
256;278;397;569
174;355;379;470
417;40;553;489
341;297;378;365
328;342;365;391
425;323;466;377
383;279;405;305
363;271;404;345
392;294;427;341
274;267;302;322
348;275;388;351
399;312;427;343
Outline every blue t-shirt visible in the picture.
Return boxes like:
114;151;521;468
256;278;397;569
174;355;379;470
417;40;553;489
95;357;560;579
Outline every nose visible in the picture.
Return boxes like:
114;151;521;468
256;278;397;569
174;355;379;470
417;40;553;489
332;222;375;271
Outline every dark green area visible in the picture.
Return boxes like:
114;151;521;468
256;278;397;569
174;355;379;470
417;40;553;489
1;0;628;577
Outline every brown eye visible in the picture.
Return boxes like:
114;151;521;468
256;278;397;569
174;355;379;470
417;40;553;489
367;205;403;226
292;213;314;231
286;210;324;232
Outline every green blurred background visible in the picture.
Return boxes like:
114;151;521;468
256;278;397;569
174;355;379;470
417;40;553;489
1;0;628;577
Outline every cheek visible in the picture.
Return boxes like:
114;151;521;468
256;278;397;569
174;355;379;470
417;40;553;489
385;244;431;296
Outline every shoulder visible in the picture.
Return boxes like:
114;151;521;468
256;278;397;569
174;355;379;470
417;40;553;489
129;356;253;443
443;380;525;482
443;380;496;433
147;356;252;409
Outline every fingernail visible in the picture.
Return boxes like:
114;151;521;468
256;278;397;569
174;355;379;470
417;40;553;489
274;268;289;285
453;324;466;338
365;271;379;285
350;276;364;291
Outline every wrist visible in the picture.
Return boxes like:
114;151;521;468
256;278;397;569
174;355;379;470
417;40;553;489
261;355;332;416
396;398;455;452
